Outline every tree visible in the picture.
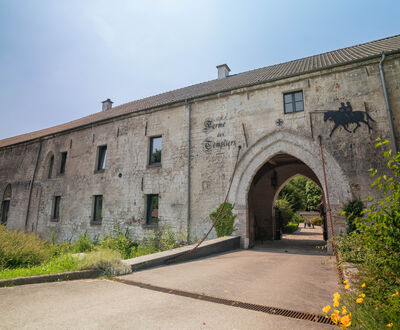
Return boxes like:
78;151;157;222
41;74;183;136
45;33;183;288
305;180;321;211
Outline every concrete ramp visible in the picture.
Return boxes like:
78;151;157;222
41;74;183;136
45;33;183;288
122;236;240;272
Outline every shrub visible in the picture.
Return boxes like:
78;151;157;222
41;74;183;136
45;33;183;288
336;138;400;327
275;198;293;225
343;199;364;233
210;202;237;237
310;216;322;226
292;213;307;224
100;225;138;259
79;249;131;276
0;226;52;269
73;232;95;253
283;222;298;234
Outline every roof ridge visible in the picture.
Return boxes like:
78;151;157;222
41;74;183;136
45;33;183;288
1;34;400;148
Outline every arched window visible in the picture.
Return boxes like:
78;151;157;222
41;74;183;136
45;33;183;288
48;155;54;179
1;184;11;225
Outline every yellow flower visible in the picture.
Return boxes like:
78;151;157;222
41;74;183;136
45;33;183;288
340;314;352;328
333;299;340;307
334;292;341;300
345;284;350;290
343;280;348;284
392;291;399;297
361;283;366;288
331;310;341;325
359;293;366;298
322;305;331;313
356;298;363;304
387;323;393;328
342;306;348;315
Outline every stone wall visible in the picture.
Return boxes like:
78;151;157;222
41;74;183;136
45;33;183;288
0;54;399;245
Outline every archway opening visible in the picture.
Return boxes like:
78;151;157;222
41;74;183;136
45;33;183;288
247;153;327;249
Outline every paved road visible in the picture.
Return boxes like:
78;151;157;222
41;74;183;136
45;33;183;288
0;226;338;329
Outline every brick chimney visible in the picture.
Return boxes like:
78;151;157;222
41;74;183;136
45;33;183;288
216;64;230;79
102;99;113;111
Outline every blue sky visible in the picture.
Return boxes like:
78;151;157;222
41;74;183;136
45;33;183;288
0;0;398;139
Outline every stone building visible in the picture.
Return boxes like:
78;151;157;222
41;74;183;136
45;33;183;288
0;35;399;248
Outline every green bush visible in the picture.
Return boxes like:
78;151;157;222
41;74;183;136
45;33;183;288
79;249;131;276
0;226;52;269
292;213;306;224
210;202;237;237
283;222;298;234
337;138;400;327
343;199;364;233
73;232;95;253
275;198;294;225
310;216;322;226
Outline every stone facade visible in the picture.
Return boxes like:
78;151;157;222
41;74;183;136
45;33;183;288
1;48;399;247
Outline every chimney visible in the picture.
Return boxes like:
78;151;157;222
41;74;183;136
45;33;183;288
102;98;113;111
216;64;230;79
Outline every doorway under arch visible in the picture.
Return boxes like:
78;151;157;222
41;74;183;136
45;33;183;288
247;153;326;247
228;130;352;249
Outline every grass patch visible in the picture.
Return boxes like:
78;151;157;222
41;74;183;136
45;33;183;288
0;222;186;280
0;254;81;279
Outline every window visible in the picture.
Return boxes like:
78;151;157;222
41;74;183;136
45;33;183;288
93;195;103;222
48;155;54;179
146;194;159;225
283;91;304;114
1;184;11;225
96;145;107;171
59;152;67;174
149;136;162;165
1;201;9;224
52;196;61;220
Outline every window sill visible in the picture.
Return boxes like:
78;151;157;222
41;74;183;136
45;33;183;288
142;223;158;229
50;218;59;223
284;110;305;115
94;169;106;174
90;221;102;226
147;163;162;169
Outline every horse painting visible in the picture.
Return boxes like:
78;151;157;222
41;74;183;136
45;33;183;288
323;105;375;137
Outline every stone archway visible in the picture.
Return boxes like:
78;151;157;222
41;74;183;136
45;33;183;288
228;130;352;248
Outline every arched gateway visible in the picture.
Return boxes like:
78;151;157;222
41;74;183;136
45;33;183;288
228;130;352;249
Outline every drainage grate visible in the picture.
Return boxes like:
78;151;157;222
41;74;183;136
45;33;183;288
112;278;334;326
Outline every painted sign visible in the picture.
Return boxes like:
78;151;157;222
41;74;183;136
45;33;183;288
323;102;375;137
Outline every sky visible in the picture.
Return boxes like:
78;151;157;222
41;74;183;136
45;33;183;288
0;0;399;140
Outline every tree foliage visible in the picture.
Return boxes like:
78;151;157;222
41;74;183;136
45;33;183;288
337;138;400;327
278;176;321;211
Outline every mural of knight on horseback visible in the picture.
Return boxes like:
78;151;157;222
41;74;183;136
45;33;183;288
323;101;375;137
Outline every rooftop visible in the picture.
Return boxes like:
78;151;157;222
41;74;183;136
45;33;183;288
1;34;400;148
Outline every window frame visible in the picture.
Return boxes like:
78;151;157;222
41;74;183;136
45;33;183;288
92;195;103;223
146;194;159;226
283;91;304;114
95;145;107;171
148;136;162;166
59;152;67;174
51;196;61;221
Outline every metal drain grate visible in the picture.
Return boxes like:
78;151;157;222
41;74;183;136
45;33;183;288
112;278;334;326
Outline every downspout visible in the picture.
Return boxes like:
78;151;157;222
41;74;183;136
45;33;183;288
185;100;192;243
25;139;42;231
379;53;398;152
